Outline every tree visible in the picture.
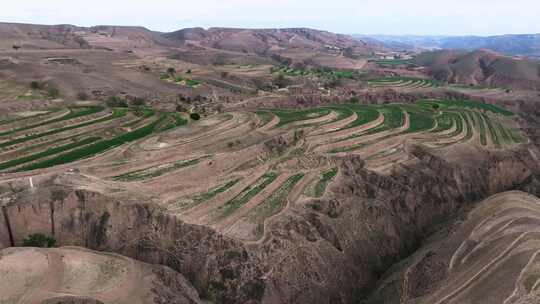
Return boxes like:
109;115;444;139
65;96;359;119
186;69;192;74
167;67;176;75
12;45;21;50
190;113;201;120
22;233;57;248
432;104;440;111
30;81;41;90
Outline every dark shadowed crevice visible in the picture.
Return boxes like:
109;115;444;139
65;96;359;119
1;206;14;247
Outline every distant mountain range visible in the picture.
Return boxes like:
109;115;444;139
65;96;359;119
354;34;540;58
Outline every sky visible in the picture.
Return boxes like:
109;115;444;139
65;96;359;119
1;0;539;36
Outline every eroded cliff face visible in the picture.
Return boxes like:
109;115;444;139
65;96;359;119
256;145;539;303
0;144;538;304
0;183;265;303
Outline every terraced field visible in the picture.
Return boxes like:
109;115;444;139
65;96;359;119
0;106;186;173
0;99;522;243
368;76;441;89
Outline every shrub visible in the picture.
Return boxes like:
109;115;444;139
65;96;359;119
30;81;41;90
167;67;176;75
186;69;192;74
190;113;201;120
12;45;21;50
349;96;360;103
22;233;57;248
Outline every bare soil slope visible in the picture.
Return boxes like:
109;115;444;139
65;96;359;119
0;246;201;304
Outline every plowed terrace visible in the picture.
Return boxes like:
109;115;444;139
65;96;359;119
0;100;522;242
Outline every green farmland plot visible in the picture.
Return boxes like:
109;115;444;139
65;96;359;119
0;108;127;149
16;115;167;172
0;106;105;138
270;108;332;127
220;172;279;218
249;173;304;239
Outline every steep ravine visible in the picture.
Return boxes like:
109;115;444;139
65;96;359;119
0;144;538;304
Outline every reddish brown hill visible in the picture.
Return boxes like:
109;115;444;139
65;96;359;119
165;27;379;55
415;49;540;90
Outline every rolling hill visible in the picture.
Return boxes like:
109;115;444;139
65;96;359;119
414;49;540;90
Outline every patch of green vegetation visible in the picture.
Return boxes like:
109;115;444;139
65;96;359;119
113;155;210;181
270;108;331;127
404;107;435;133
366;105;404;134
249;173;304;240
271;66;356;80
342;105;381;129
461;112;474;140
185;79;201;87
255;110;274;127
159;113;188;131
0;137;101;172
417;99;513;116
328;143;368;154
17;116;166;172
432;112;455;132
0;108;126;149
192;178;242;206
133;107;155;118
220;172;279;217
0;106;104;137
474;112;488;146
495;121;513;145
314;168;338;197
372;59;413;66
368;76;439;87
190;113;201;121
22;233;56;248
481;113;501;147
